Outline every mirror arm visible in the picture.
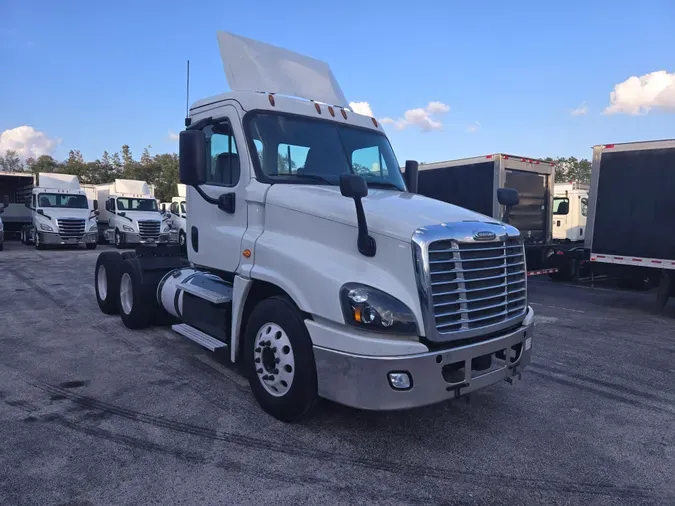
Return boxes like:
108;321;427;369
194;185;219;205
353;197;376;257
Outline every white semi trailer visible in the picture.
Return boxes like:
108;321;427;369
92;32;535;422
95;179;171;248
20;173;98;250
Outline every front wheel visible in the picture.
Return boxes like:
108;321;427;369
178;230;186;252
244;295;318;423
35;231;46;250
86;242;98;250
115;230;124;249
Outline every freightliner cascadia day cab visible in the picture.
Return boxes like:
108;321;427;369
417;155;558;277
95;179;171;248
584;140;675;305
20;173;99;250
92;32;536;422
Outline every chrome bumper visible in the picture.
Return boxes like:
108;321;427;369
40;232;97;245
121;232;170;245
313;307;534;410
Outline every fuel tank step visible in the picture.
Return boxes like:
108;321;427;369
172;323;227;351
177;282;232;304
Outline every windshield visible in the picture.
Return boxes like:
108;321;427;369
553;197;569;215
245;113;406;191
38;193;88;209
117;198;158;212
180;201;186;214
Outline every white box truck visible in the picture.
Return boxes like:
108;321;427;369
92;32;536;422
20;173;98;250
0;171;35;239
96;179;171;248
552;182;590;243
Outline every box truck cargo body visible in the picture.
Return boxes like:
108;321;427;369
417;154;556;273
585;139;675;304
0;172;35;236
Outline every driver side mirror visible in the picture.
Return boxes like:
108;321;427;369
179;130;207;186
404;160;419;194
340;174;376;257
339;174;368;199
497;188;519;207
93;199;98;211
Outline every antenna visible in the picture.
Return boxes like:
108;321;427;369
184;60;191;127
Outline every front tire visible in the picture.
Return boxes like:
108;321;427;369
178;230;186;253
95;252;125;314
86;242;97;250
35;231;46;250
244;295;318;423
115;229;124;249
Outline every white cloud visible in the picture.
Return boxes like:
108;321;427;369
466;121;480;133
168;130;180;141
349;101;374;117
604;70;675;115
571;103;588;116
379;101;450;132
0;126;61;159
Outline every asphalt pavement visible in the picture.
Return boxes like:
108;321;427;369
0;240;673;505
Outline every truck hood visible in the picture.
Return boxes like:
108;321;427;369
119;211;164;223
41;208;92;220
265;185;500;242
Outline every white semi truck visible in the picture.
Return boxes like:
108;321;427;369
168;184;187;250
20;173;98;250
95;179;171;248
92;32;535;422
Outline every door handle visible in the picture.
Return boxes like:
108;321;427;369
218;193;235;214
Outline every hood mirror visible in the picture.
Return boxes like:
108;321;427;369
340;174;376;257
497;188;519;224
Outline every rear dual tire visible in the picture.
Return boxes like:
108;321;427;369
117;258;173;329
95;252;126;314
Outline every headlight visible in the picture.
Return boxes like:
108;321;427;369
89;223;98;231
340;283;418;335
163;224;171;232
40;223;53;231
123;225;134;232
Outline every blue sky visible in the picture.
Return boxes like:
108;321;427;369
1;0;674;164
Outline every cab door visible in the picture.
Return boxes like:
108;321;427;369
187;104;249;273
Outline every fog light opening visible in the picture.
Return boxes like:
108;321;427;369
388;372;412;390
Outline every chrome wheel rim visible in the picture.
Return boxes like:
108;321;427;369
97;265;107;300
179;233;185;246
120;273;133;315
253;322;295;397
115;232;121;246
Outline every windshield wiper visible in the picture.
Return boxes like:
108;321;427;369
365;181;404;191
281;173;335;185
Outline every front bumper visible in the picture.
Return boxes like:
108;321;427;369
121;232;170;245
312;306;534;410
40;232;97;245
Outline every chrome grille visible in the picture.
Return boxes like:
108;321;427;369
428;238;527;334
57;218;86;239
138;220;160;239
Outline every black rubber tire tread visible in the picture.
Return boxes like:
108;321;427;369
244;295;318;423
86;243;97;250
121;251;137;260
95;252;125;314
117;258;155;329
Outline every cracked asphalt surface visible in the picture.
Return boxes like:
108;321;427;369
0;240;673;505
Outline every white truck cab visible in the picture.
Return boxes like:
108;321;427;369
552;182;589;243
93;32;535;422
21;173;98;250
96;179;171;248
167;184;187;250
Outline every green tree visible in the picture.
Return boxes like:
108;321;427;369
26;154;60;174
0;149;23;172
548;156;592;184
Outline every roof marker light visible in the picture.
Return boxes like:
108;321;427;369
371;117;378;127
486;155;493;159
341;108;347;119
315;102;321;114
268;94;275;106
328;106;335;117
503;155;509;159
604;144;615;149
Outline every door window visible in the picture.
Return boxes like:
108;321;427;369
205;122;240;187
351;146;390;178
581;197;588;217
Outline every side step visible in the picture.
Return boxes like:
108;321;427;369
177;282;231;304
172;323;227;352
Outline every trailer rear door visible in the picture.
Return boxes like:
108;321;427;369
593;146;675;260
504;169;548;243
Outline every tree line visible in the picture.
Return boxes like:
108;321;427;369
0;147;591;202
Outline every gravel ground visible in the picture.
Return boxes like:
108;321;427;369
0;240;673;506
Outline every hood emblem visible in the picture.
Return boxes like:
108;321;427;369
473;230;496;241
